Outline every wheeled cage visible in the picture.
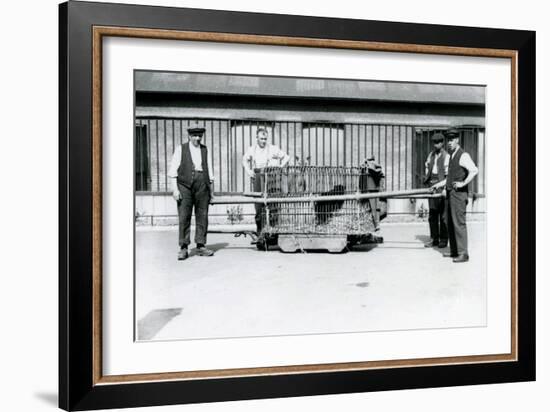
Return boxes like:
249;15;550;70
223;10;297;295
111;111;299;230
255;165;386;252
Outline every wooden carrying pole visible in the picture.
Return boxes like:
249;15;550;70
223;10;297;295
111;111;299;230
211;188;436;205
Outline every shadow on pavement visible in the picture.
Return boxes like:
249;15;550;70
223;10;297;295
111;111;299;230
260;244;380;254
188;242;229;256
414;234;449;255
414;234;432;244
348;243;379;253
137;308;182;340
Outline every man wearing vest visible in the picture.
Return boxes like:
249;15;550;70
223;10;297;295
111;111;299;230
423;133;449;248
242;127;290;234
168;121;215;261
430;129;478;263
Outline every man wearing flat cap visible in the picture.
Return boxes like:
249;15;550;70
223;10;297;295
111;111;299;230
430;128;478;263
423;133;449;248
168;120;215;260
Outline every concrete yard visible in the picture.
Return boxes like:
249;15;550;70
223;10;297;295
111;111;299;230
136;221;486;341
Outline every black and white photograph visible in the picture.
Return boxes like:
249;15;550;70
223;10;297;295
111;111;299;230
134;70;487;342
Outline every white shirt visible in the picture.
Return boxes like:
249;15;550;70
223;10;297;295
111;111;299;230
168;144;215;180
425;151;449;175
188;142;203;171
451;146;478;174
243;144;289;168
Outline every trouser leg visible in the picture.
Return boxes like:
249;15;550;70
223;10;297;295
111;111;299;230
177;183;193;248
437;197;448;243
254;204;264;233
253;174;264;233
427;179;440;241
446;193;457;256
266;174;279;229
450;191;468;255
267;204;278;228
427;199;439;242
192;173;210;245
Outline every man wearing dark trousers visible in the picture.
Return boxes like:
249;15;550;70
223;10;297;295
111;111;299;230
430;129;478;263
242;127;290;234
423;133;449;248
168;120;215;260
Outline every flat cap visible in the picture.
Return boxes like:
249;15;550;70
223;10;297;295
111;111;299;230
431;133;445;142
187;120;206;134
445;128;460;137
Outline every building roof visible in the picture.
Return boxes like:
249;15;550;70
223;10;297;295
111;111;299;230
135;71;485;105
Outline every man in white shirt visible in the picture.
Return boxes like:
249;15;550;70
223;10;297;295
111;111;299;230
168;121;215;260
242;128;290;177
431;129;478;263
423;133;449;248
242;127;290;234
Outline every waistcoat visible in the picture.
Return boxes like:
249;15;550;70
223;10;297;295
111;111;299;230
177;142;210;188
426;149;447;182
446;148;468;192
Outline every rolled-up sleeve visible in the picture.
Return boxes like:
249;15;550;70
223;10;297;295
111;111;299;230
459;152;478;174
168;146;181;178
207;150;215;182
242;146;254;170
424;153;431;174
275;145;290;165
243;146;253;162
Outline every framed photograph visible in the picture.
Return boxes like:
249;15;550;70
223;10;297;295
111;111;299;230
59;1;535;410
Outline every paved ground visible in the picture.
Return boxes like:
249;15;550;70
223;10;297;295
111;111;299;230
136;222;486;341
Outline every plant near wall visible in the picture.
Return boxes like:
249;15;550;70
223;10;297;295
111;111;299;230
226;205;244;225
417;202;428;220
